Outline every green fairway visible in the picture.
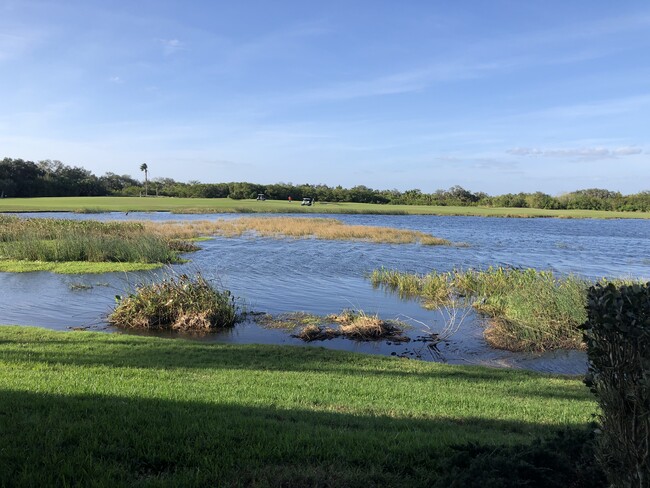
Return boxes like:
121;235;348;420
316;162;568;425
0;196;648;218
0;326;596;486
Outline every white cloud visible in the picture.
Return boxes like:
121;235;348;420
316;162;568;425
108;76;123;84
613;146;644;156
507;146;644;160
158;38;183;55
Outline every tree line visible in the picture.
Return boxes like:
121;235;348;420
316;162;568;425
1;157;649;212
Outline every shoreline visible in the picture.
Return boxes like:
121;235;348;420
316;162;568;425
1;196;649;219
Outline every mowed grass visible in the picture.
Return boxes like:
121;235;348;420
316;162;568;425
1;196;649;218
0;326;595;487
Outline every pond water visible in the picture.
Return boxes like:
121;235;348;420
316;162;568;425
2;212;649;374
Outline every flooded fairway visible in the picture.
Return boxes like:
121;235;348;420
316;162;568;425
2;212;649;374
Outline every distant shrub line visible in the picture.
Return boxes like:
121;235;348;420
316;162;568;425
2;157;649;211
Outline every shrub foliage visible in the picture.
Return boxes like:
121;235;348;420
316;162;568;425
583;282;650;487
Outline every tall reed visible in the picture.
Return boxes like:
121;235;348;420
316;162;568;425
0;216;182;263
370;266;635;351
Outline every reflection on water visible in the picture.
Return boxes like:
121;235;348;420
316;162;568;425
2;212;649;374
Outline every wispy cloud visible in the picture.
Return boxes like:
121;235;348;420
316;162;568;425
534;94;650;119
0;30;42;61
288;61;499;103
283;13;650;106
108;76;123;84
435;155;522;173
507;146;644;160
157;38;183;55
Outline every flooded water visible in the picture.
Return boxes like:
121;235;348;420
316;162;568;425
2;212;649;374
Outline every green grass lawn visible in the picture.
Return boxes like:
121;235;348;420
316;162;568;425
0;325;596;487
0;196;648;218
0;260;162;273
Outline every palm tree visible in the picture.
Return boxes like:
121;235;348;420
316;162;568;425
140;163;148;196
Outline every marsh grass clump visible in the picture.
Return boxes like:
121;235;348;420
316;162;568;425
479;270;588;351
370;268;453;308
257;309;409;342
370;266;639;352
294;324;341;341
73;208;109;214
145;217;452;246
0;215;193;265
277;309;409;342
109;274;239;331
370;268;422;298
328;309;407;340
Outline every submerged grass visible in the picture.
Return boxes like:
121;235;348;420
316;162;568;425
370;267;640;352
255;311;324;330
0;325;597;486
143;216;453;245
109;273;239;331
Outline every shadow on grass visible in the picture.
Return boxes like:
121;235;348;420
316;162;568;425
0;388;590;488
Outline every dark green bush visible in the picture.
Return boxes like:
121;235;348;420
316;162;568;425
583;282;650;488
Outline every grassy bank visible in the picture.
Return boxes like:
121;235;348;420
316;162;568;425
0;215;195;273
0;260;161;273
0;326;595;487
1;196;649;218
370;267;638;352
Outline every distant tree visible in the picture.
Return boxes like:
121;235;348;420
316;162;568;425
0;158;45;197
100;173;140;194
140;163;149;196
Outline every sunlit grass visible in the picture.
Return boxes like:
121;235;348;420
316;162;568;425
0;325;596;486
1;196;648;218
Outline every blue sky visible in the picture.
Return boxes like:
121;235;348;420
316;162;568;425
1;1;649;194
